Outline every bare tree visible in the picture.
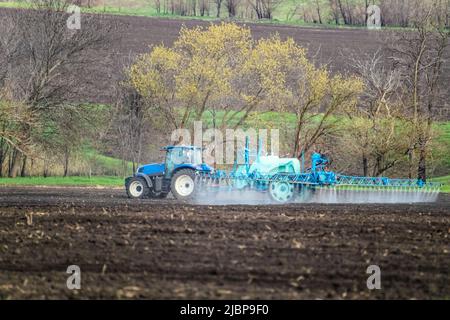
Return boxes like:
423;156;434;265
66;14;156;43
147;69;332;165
249;0;280;19
386;6;449;181
153;0;161;13
345;50;412;176
0;0;119;177
5;1;117;107
111;84;151;175
314;0;323;24
0;10;21;88
198;0;209;16
190;0;197;15
214;0;223;17
225;0;240;17
336;0;350;24
328;0;341;24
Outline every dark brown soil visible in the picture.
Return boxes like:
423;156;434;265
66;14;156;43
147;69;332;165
0;187;449;299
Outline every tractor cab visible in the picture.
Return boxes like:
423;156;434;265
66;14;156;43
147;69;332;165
163;146;203;178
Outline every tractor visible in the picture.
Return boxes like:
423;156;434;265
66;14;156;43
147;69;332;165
126;140;440;203
125;146;212;200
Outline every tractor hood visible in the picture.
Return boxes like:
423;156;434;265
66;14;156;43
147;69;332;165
137;162;212;176
137;163;165;175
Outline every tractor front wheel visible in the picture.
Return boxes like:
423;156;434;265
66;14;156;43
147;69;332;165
126;177;149;199
171;169;197;201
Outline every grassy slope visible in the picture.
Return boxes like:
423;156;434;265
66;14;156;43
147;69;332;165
83;147;134;175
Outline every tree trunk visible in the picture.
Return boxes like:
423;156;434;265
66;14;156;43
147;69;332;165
417;139;427;182
216;0;222;17
192;0;196;16
293;123;302;158
362;154;368;176
30;158;35;175
20;155;27;177
345;0;353;24
408;149;414;179
43;158;49;178
373;154;382;177
316;0;322;24
364;0;367;24
0;139;6;177
8;149;21;178
337;0;349;24
63;149;70;177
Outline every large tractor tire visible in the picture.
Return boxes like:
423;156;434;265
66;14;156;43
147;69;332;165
126;177;149;199
171;169;197;201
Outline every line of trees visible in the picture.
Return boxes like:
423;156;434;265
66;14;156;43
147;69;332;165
296;0;450;27
151;0;269;18
145;0;450;28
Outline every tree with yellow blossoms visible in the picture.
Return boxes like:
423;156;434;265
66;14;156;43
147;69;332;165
128;22;363;160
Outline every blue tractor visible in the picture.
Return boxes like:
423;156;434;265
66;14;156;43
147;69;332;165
126;141;441;203
125;146;212;200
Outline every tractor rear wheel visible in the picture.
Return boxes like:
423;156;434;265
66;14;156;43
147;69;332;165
126;177;149;199
171;169;197;200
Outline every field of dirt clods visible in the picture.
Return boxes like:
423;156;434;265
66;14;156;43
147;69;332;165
0;187;449;299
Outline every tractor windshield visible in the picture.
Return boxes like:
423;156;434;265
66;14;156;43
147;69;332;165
166;148;202;167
